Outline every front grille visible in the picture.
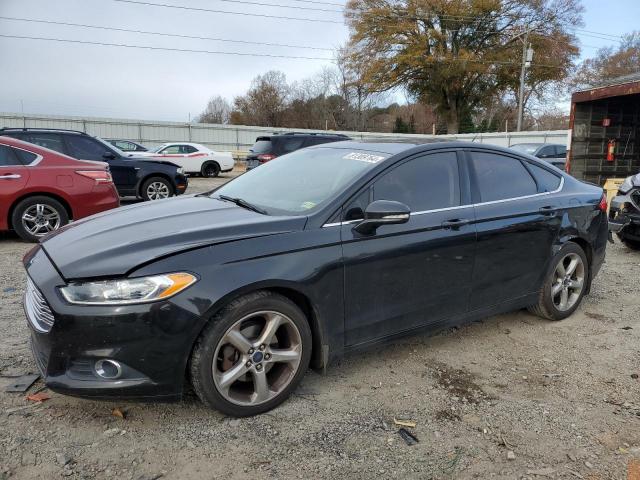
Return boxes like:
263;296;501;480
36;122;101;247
24;277;55;333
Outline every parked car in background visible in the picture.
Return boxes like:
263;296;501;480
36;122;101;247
0;136;119;242
510;143;567;170
133;142;234;177
106;139;148;152
609;172;640;250
23;141;607;416
245;132;351;170
0;128;188;201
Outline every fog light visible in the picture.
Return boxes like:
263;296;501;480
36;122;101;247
95;359;122;379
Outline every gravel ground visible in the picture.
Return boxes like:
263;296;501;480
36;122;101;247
1;175;639;480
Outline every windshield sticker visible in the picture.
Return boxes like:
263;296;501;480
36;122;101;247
343;152;386;164
300;201;316;210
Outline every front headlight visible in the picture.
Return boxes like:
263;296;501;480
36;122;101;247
619;176;634;194
60;273;197;305
177;167;185;174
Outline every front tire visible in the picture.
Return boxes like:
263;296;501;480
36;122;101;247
528;242;589;321
189;291;312;417
141;177;173;201
201;162;220;178
11;196;69;242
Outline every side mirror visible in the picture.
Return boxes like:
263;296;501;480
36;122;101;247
103;151;116;160
354;200;410;235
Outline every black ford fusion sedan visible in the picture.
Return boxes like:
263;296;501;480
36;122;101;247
23;141;608;416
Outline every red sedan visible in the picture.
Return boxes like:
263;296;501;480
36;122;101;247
0;136;120;242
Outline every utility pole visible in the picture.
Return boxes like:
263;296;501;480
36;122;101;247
517;30;534;132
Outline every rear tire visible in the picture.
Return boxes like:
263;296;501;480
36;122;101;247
141;177;173;201
201;162;220;178
189;291;312;417
528;242;589;321
11;196;69;243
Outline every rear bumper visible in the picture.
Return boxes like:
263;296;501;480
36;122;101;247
74;185;120;219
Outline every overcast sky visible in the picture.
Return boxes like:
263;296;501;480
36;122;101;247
0;0;638;122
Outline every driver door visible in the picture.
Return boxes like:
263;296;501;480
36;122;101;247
341;151;476;347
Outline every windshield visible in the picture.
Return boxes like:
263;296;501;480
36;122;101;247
213;147;389;215
151;145;167;153
510;144;540;154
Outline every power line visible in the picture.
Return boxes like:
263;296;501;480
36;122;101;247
201;0;344;13
0;33;567;69
0;16;334;51
110;0;345;23
0;34;334;60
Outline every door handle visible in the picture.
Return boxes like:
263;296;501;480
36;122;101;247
538;206;557;216
442;218;470;229
0;174;21;180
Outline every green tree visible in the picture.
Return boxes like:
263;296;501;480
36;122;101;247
345;0;582;133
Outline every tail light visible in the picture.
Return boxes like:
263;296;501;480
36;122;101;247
257;154;276;163
76;170;113;184
598;193;608;212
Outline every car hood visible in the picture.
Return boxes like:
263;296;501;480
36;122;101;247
41;195;306;279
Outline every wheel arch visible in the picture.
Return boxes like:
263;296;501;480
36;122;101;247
193;282;327;372
8;192;73;229
557;235;594;293
137;172;175;197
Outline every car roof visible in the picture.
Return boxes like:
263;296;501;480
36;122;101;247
310;140;568;165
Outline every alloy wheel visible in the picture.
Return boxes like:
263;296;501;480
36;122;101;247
212;311;303;406
21;204;61;237
146;181;170;200
551;252;585;311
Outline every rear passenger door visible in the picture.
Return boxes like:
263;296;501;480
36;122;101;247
342;150;476;346
466;150;563;310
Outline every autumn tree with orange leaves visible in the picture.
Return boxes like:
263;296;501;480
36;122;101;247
344;0;583;133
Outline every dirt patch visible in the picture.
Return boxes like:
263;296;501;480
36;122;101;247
435;409;462;422
432;362;490;404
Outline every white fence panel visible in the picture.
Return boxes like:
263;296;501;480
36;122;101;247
0;112;569;154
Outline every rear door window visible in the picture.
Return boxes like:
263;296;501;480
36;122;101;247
0;145;21;166
26;133;65;154
280;137;305;154
65;135;110;161
470;152;537;202
526;162;562;192
373;152;460;211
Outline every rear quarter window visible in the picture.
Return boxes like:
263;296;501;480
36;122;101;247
526;162;562;192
